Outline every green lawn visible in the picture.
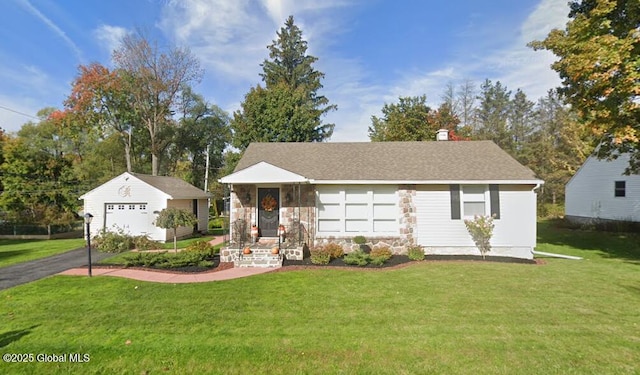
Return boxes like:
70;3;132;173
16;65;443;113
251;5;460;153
1;222;639;374
0;238;85;268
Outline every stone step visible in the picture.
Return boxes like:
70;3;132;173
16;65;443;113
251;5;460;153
236;253;283;268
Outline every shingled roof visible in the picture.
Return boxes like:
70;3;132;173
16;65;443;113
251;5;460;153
231;141;541;183
131;173;210;198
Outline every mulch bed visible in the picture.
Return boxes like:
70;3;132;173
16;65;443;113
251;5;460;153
96;254;541;274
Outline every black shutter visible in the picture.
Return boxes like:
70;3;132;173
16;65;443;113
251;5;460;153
450;184;461;220
490;184;500;219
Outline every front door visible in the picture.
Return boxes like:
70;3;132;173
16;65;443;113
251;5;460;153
258;188;279;237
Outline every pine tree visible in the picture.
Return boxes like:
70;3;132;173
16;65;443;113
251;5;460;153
232;16;336;150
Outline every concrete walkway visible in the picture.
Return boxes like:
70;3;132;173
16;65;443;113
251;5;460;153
58;266;275;283
58;236;278;283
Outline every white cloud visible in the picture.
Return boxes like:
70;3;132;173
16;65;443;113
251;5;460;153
94;24;130;58
16;0;83;62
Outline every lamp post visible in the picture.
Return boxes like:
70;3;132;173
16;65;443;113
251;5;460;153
84;213;93;277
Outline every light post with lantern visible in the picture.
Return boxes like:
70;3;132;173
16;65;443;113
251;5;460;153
84;213;93;277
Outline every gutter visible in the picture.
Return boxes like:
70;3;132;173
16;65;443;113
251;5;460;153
531;250;583;260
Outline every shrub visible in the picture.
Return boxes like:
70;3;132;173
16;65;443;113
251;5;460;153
310;246;331;265
343;250;370;266
324;243;344;259
370;247;392;261
133;235;160;251
93;229;135;253
464;214;495;259
369;256;387;266
209;217;227;230
122;249;215;269
185;240;217;255
407;246;425;261
353;235;366;245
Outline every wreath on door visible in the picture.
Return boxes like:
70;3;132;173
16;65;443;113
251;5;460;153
261;194;277;212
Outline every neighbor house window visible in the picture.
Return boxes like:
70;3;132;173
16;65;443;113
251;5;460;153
317;186;397;235
615;181;626;197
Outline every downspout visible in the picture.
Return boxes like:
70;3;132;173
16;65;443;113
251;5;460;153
531;250;582;260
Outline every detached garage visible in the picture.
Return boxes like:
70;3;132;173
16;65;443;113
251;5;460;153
80;172;210;242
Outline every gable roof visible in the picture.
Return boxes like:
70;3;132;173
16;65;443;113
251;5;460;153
80;172;210;200
228;141;542;184
130;173;210;199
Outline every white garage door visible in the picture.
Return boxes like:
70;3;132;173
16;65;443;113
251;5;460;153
105;203;149;235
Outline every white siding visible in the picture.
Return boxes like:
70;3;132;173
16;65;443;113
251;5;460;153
566;154;640;222
415;184;537;258
82;174;168;241
167;199;196;241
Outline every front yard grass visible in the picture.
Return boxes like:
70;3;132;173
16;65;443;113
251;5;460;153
1;221;639;374
0;239;85;268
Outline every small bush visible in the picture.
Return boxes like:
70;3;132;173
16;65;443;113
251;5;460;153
369;256;387;266
343;250;370;266
310;246;331;265
93;229;135;253
538;203;565;219
324;243;344;259
353;235;366;245
185;240;217;255
122;249;215;269
209;217;227;230
133;235;160;251
370;247;392;261
407;246;425;261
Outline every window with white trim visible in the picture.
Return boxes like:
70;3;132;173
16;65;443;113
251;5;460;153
317;186;397;235
461;185;488;217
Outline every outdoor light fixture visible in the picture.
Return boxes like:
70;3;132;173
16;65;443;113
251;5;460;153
244;192;251;204
285;192;293;204
84;213;93;277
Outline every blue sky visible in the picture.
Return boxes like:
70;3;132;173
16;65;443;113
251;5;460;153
0;0;569;141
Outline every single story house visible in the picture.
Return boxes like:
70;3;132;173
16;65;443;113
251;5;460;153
80;172;210;242
220;131;543;260
565;152;640;223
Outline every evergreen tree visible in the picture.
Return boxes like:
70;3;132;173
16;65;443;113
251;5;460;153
475;79;512;150
232;16;336;150
508;89;535;154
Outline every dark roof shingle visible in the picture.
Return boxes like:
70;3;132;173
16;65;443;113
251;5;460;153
234;141;540;182
132;173;210;198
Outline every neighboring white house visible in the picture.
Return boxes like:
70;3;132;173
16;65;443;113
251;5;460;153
565;153;640;223
79;172;210;242
219;131;543;260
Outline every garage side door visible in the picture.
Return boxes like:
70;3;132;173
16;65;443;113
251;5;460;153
105;203;149;235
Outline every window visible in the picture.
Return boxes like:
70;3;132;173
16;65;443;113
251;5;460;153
139;204;147;210
615;181;626;197
106;204;114;210
462;185;486;217
118;204;125;210
317;186;397;234
451;184;500;220
129;204;136;210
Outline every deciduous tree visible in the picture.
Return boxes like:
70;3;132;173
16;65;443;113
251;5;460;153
530;0;640;172
113;31;203;175
154;207;198;251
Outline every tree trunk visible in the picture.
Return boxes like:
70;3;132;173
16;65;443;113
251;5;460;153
173;227;177;252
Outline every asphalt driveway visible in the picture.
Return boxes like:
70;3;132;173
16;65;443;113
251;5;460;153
0;248;114;290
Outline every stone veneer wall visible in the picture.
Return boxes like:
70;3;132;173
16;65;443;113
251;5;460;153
314;185;418;255
229;184;256;243
229;183;315;246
